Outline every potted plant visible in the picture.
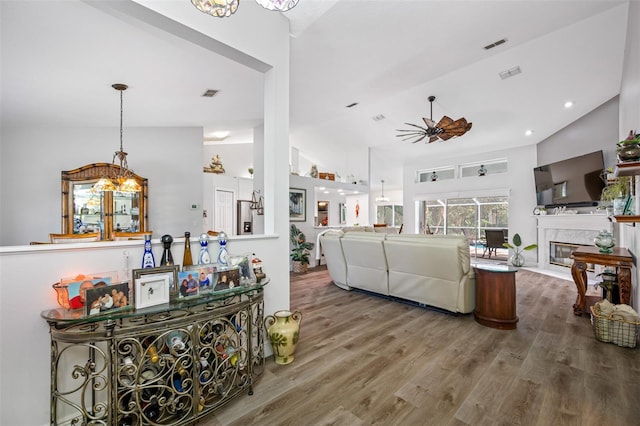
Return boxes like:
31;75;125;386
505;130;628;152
601;175;631;215
503;233;537;267
290;224;314;273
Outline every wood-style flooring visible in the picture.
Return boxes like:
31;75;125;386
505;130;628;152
204;266;640;425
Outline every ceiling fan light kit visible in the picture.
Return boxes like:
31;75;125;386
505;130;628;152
397;95;472;144
191;0;299;17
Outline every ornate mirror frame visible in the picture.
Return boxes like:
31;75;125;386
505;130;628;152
61;163;148;240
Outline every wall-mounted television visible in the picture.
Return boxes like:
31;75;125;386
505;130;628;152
534;150;605;208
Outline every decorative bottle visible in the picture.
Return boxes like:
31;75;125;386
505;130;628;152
182;232;193;267
141;234;155;268
160;234;174;266
198;233;211;264
217;231;229;266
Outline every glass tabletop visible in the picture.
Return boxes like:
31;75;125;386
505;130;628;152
41;277;269;325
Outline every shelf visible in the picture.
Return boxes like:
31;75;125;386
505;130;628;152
612;215;640;224
614;162;640;177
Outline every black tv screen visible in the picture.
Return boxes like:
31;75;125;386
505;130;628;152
534;150;605;207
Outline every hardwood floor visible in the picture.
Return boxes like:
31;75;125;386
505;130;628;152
205;267;640;425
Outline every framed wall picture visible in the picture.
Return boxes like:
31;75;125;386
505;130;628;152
289;188;306;222
85;281;131;316
132;265;179;296
183;263;218;294
134;274;170;309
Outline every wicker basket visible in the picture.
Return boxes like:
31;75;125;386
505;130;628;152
590;305;640;348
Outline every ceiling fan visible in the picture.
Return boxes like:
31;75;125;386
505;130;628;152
396;96;472;143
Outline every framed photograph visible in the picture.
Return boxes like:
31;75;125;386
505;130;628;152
177;270;201;299
214;266;241;292
289;188;306;222
85;282;130;316
66;276;113;311
132;265;179;295
183;263;218;293
134;274;170;309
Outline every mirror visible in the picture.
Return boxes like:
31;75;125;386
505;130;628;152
317;200;329;226
62;163;148;240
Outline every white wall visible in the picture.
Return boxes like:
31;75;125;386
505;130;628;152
203;142;255;179
0;2;291;425
403;145;539;264
537;96;619;169
0;127;203;246
618;0;640;311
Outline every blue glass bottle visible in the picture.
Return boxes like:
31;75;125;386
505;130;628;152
141;234;155;268
198;233;211;264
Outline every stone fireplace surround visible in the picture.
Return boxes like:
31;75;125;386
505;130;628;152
536;214;612;274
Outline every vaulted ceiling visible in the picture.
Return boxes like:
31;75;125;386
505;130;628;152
1;1;630;192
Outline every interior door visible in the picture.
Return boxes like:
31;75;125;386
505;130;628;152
214;189;235;234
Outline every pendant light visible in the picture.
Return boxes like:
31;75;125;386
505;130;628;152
92;83;141;193
375;180;390;203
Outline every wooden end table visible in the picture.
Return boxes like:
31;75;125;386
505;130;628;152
473;264;519;330
570;246;633;316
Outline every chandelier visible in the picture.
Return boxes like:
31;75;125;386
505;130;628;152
375;180;390;203
190;0;298;17
92;84;141;193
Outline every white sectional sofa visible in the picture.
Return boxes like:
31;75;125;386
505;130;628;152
319;231;475;314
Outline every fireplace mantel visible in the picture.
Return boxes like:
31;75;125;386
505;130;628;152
536;214;612;272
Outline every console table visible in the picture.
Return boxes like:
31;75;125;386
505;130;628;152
40;280;267;425
473;264;519;330
571;247;632;316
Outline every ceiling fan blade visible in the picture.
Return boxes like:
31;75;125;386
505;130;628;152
422;117;436;128
428;135;439;143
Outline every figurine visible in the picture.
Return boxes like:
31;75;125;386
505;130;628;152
198;233;211;264
217;231;229;266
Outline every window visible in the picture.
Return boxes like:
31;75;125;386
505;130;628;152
420;196;509;257
376;204;403;227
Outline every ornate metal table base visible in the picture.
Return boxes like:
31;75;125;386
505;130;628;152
43;286;265;425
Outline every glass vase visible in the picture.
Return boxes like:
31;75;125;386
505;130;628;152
510;252;524;267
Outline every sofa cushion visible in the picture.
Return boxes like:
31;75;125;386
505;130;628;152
340;233;388;294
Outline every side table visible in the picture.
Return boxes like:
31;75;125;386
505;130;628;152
473;264;519;330
570;246;632;316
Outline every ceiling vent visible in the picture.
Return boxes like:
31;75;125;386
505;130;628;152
202;89;219;97
372;114;386;122
499;66;522;80
346;102;359;108
484;38;508;50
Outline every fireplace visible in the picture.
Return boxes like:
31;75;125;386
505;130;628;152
549;241;594;271
536;214;612;273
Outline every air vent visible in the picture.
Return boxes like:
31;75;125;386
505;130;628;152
346;102;359;108
499;66;522;80
372;114;386;122
484;38;508;50
202;89;219;97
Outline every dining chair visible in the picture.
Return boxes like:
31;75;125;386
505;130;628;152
49;232;100;243
112;231;153;241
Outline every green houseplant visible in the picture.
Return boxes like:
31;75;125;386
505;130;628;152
503;233;537;267
290;224;314;273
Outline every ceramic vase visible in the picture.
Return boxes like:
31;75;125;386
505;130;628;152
264;310;301;365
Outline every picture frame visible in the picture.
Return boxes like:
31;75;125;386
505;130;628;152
183;263;218;294
177;270;201;299
289;188;306;222
339;202;346;224
132;265;179;297
134;274;170;309
65;276;113;311
214;266;241;292
85;281;131;316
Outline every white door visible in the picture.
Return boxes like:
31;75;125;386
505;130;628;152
214;189;235;234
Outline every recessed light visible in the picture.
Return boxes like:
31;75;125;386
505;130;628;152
564;101;574;108
318;187;325;190
324;191;329;194
525;129;534;136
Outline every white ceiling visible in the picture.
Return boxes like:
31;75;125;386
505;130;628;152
1;0;630;191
